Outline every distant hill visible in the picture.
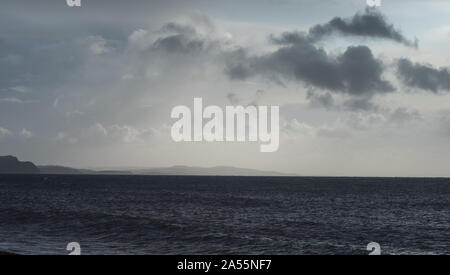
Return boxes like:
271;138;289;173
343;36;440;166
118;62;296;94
38;166;132;175
133;166;297;177
38;165;85;175
0;156;40;174
95;170;133;175
0;156;296;177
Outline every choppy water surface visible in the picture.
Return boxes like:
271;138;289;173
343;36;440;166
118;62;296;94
0;175;449;255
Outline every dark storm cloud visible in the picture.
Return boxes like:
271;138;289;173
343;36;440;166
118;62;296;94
226;8;423;112
308;8;418;48
337;46;394;94
226;9;415;112
397;59;450;93
226;41;394;96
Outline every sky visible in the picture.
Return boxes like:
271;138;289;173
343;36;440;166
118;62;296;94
1;0;450;177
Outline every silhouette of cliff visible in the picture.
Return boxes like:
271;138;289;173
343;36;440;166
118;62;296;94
0;156;40;174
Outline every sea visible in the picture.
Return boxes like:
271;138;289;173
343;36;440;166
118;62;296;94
0;175;449;255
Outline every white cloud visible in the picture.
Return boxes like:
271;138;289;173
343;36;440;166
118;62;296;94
55;132;78;144
128;29;153;50
282;119;315;137
65;110;84;118
8;86;29;93
20;128;33;139
88;36;110;55
0;97;24;104
86;123;108;138
107;124;156;143
0;127;13;140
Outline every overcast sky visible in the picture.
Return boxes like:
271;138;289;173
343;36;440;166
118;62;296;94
1;0;450;177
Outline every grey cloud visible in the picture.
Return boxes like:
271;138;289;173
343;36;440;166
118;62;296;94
397;58;450;93
226;92;240;104
226;9;417;112
160;22;197;36
149;19;227;55
226;90;266;106
343;97;379;112
306;90;380;112
225;49;254;80
269;31;309;45
309;8;418;48
226;42;394;96
389;107;421;124
249;90;265;106
307;90;335;110
153;34;205;54
153;22;205;53
338;46;394;94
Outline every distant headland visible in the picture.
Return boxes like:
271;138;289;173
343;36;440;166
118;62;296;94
0;156;40;174
0;156;297;177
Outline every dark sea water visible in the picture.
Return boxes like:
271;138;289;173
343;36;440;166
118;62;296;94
0;175;449;255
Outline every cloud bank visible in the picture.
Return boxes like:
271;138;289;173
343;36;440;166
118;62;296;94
226;41;394;97
308;8;418;48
